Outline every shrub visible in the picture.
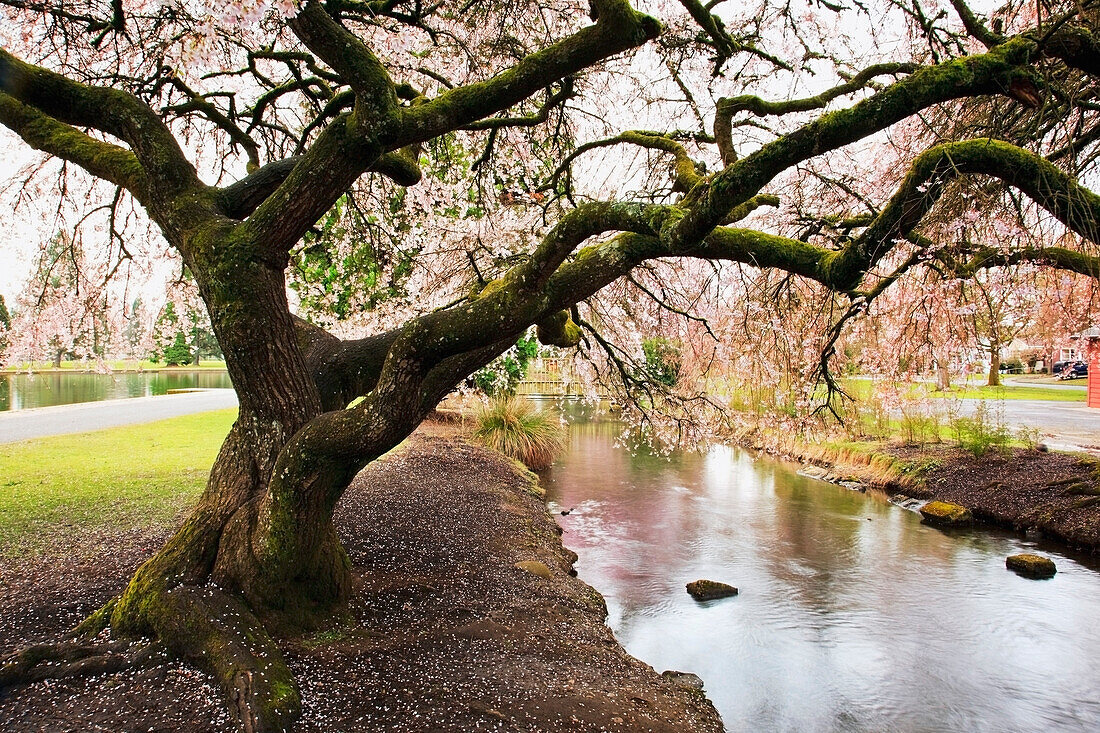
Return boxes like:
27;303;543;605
642;337;681;386
1017;426;1043;451
470;333;539;397
473;397;566;470
951;401;1011;457
899;411;942;445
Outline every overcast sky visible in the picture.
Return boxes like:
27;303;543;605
0;129;49;302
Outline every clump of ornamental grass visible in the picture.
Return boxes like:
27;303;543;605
473;397;566;470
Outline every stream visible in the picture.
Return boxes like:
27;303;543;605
541;413;1100;733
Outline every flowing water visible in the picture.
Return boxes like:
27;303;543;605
0;371;233;411
541;414;1100;733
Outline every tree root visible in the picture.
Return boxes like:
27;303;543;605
74;596;117;639
148;585;301;733
1045;476;1083;487
5;583;302;732
0;638;159;689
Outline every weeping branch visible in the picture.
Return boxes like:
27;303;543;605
717;62;919;118
627;271;717;339
0;91;148;197
465;78;575;131
390;0;661;147
0;49;199;196
674;37;1042;250
940;244;1100;278
161;76;261;171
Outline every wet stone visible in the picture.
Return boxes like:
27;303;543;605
919;500;973;527
686;579;738;601
1006;553;1057;579
662;671;705;691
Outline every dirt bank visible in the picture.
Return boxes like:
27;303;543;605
903;447;1100;551
795;441;1100;553
0;425;723;732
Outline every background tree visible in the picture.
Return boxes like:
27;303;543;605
4;232;110;367
3;1;1100;730
0;293;10;359
1020;262;1100;369
121;297;147;360
149;275;221;365
958;268;1036;386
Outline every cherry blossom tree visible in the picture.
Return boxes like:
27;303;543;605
3;232;112;366
2;1;1100;729
1022;263;1100;369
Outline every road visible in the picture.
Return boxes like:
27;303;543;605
0;389;238;444
954;397;1100;452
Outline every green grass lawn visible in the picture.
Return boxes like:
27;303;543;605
923;383;1086;402
839;378;1085;403
0;409;235;556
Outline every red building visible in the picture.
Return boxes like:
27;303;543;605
1076;328;1100;408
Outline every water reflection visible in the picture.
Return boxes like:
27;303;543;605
0;371;233;411
541;416;1100;732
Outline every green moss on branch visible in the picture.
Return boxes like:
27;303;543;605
672;36;1040;249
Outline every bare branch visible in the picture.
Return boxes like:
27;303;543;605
464;78;575;131
947;0;1003;49
545;130;705;193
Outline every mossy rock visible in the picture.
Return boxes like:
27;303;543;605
661;670;706;691
514;560;553;578
1006;553;1057;579
686;579;738;601
919;500;973;527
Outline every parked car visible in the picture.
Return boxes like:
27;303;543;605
1059;361;1089;380
1052;360;1070;376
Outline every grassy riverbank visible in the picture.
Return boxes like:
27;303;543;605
0;409;235;556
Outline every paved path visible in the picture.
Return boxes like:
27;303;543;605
944;377;1098;449
1002;377;1088;391
0;390;238;444
947;397;1100;452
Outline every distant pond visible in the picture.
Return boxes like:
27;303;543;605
0;371;234;411
541;411;1100;733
